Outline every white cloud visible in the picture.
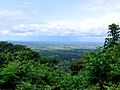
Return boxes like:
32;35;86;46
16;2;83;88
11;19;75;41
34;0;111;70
0;30;9;35
0;9;29;19
2;18;112;37
0;9;117;37
75;0;120;13
19;1;32;8
0;11;119;37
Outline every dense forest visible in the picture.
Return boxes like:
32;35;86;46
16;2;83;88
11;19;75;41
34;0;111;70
0;23;120;89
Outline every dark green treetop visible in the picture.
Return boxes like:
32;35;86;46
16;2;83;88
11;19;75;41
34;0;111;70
104;23;120;48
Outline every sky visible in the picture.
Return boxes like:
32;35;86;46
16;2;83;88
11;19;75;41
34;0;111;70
0;0;120;42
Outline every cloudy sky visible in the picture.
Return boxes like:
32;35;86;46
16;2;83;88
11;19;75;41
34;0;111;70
0;0;120;42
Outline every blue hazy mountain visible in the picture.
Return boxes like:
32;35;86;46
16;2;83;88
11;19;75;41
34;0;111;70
9;36;104;46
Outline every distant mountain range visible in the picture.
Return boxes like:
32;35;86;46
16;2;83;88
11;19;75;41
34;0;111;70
11;41;103;46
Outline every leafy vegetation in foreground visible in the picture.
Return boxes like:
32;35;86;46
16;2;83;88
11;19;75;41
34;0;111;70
0;23;120;90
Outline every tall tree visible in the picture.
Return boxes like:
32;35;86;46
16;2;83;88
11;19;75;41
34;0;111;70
104;23;120;48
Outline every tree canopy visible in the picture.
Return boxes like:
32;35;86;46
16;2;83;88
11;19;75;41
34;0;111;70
104;23;120;48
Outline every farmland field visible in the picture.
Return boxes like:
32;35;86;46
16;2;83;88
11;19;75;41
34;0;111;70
12;41;103;60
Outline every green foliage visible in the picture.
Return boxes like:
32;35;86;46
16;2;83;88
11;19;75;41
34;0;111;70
80;23;120;89
40;57;59;68
69;59;84;75
83;44;120;89
0;41;30;53
0;41;40;65
104;23;120;48
16;81;37;90
0;60;70;89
